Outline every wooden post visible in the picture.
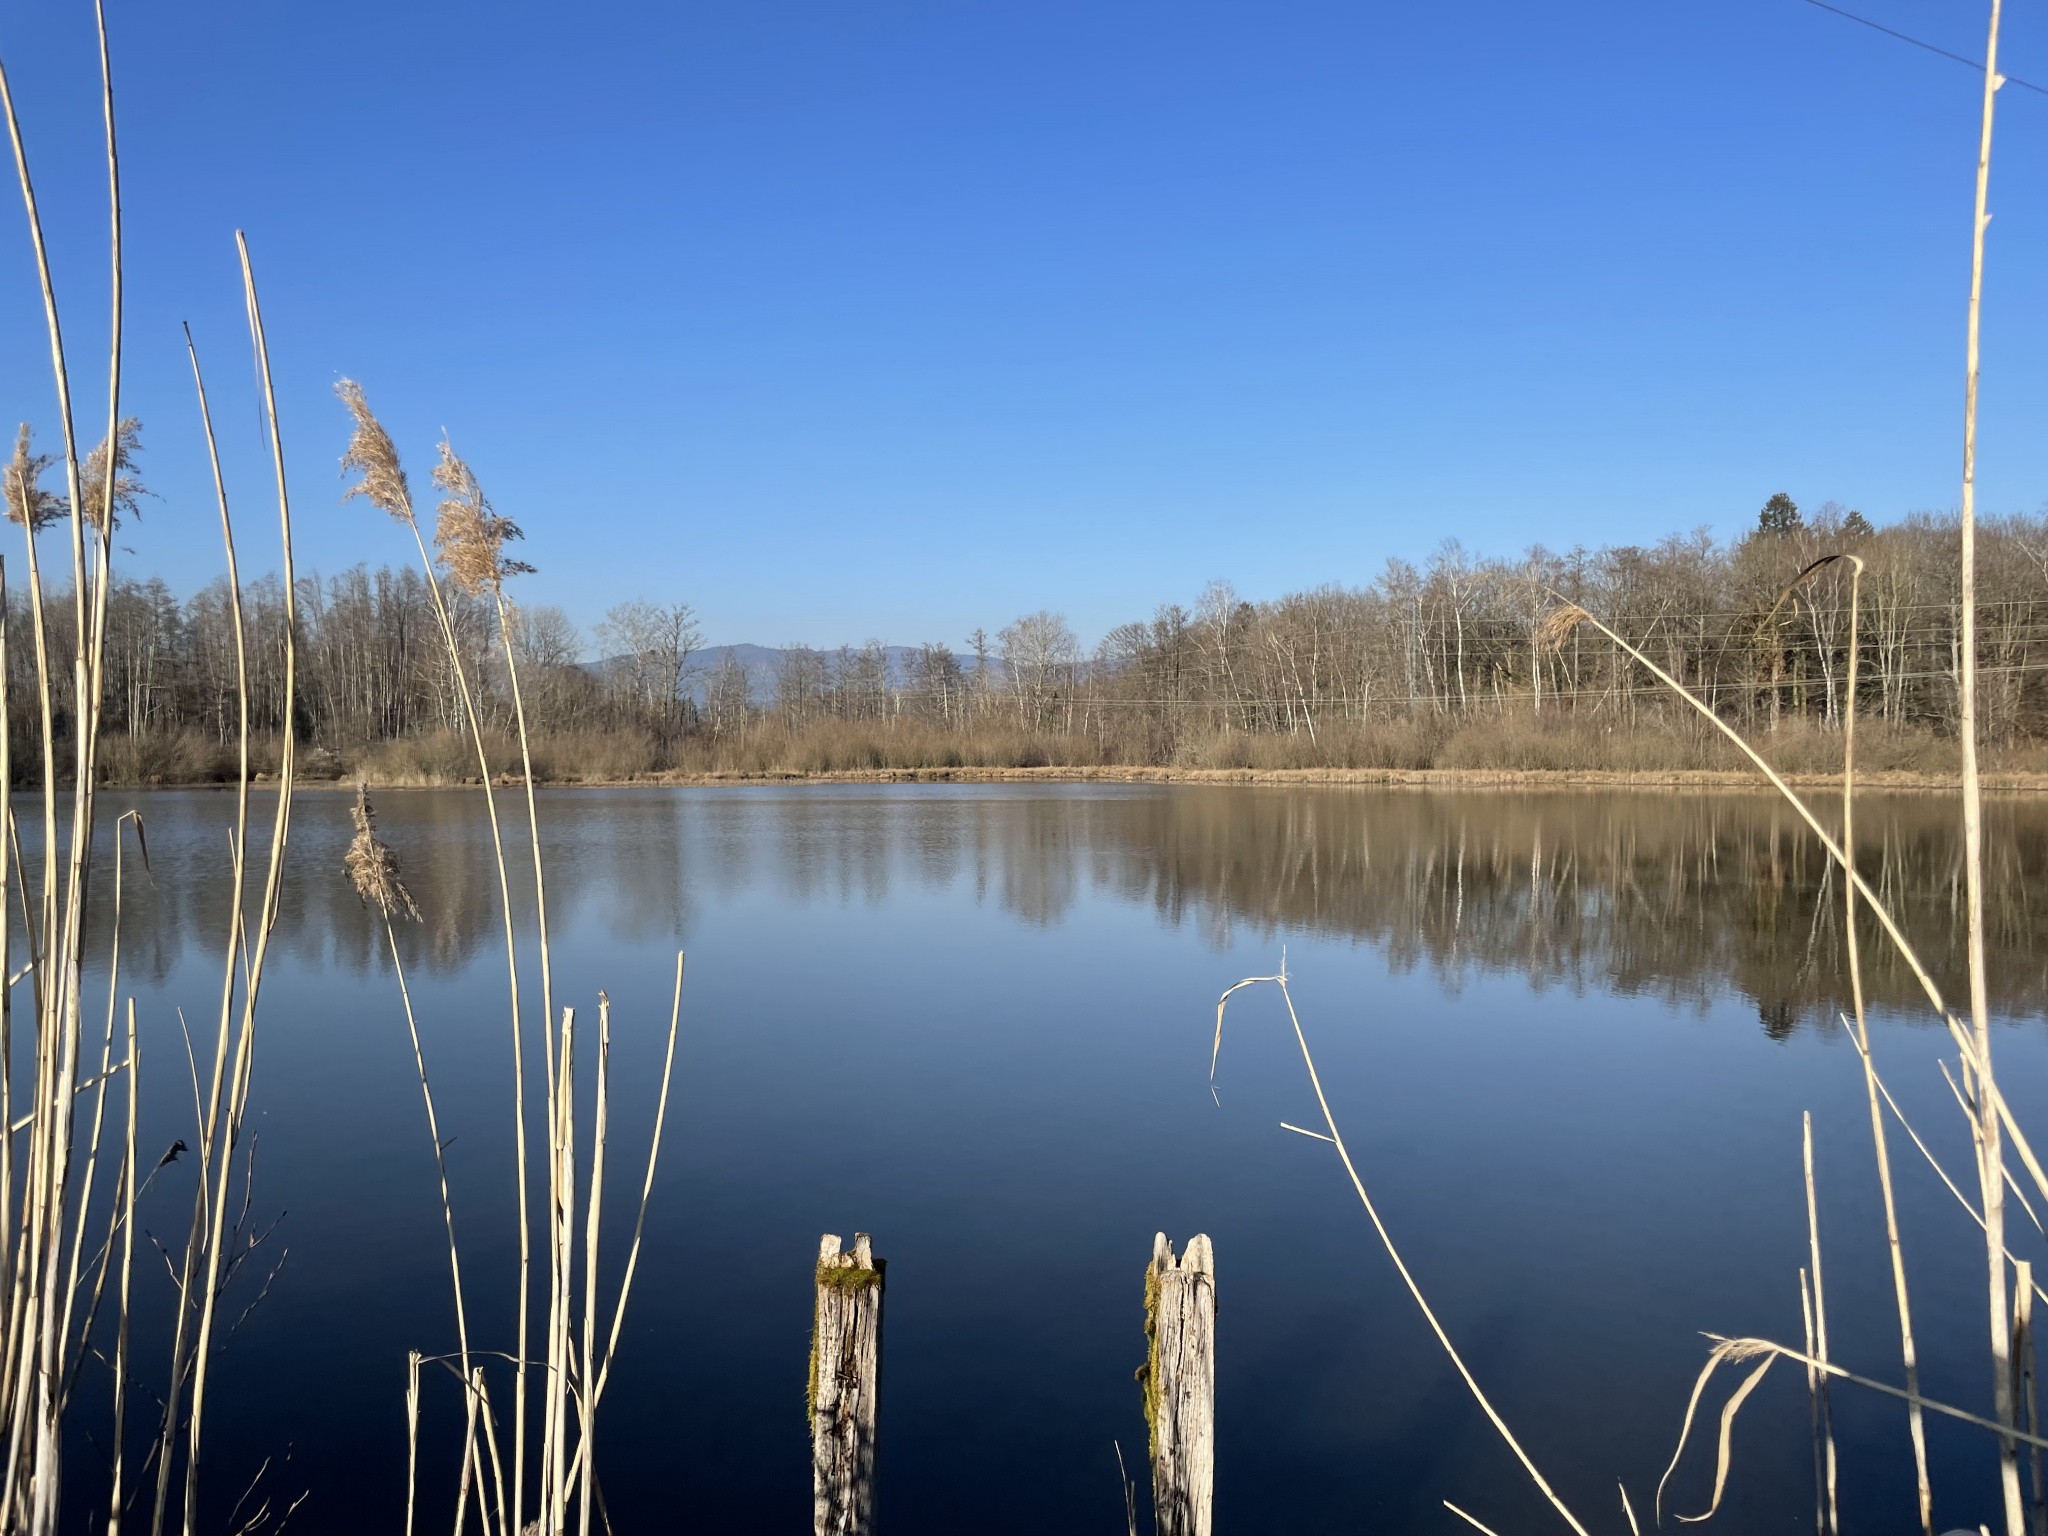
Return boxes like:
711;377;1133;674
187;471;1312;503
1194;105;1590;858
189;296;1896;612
1143;1233;1215;1536
812;1233;884;1536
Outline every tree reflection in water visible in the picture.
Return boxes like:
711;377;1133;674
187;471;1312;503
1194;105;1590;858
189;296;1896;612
61;783;2048;1037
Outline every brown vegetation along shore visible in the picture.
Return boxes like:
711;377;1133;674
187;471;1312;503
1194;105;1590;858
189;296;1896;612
541;764;2048;792
66;711;2048;791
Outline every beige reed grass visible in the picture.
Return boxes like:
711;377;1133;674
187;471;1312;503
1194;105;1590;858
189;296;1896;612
1802;1115;1838;1536
1958;9;2024;1531
1547;8;2038;1523
339;380;543;1535
344;396;687;1536
1247;13;2033;1517
1828;549;1936;1532
0;5;308;1528
1212;963;1593;1536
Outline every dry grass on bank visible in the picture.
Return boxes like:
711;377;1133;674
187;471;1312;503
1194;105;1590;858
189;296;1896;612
63;712;2048;789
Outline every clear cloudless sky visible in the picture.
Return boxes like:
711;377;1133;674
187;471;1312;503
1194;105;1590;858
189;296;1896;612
3;0;2048;650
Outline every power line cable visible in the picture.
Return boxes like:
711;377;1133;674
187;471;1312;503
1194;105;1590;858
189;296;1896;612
1800;0;2048;96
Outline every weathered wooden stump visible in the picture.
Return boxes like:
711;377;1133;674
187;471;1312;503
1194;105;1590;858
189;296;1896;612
812;1233;884;1536
1142;1233;1215;1536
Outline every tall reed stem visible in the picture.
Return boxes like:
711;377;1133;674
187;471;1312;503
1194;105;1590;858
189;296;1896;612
1214;971;1591;1536
176;235;300;1536
1838;554;1932;1532
1958;5;2022;1531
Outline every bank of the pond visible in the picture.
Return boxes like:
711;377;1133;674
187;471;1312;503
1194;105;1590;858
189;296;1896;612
138;763;2048;793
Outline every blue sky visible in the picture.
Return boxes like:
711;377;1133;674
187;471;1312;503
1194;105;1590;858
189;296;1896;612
2;0;2046;651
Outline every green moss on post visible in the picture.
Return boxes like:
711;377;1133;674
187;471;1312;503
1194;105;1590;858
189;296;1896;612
817;1261;885;1294
1136;1263;1163;1457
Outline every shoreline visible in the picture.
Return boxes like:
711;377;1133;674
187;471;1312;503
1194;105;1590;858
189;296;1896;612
97;764;2048;794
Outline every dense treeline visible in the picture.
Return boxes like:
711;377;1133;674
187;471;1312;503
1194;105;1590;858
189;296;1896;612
14;495;2048;782
726;496;2048;770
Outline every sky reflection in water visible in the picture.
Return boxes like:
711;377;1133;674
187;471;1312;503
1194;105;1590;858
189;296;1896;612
45;783;2048;1535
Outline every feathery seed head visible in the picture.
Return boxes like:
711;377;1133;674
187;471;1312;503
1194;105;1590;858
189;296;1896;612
345;783;421;923
1536;604;1592;652
336;379;413;523
80;418;150;536
431;437;533;596
3;425;58;532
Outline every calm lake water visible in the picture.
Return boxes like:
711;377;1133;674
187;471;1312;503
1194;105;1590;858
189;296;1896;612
46;783;2048;1533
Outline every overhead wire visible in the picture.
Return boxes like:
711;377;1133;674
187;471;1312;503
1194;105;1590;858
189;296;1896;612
1799;0;2048;96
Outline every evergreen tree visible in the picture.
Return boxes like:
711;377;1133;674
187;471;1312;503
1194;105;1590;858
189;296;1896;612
1758;492;1802;536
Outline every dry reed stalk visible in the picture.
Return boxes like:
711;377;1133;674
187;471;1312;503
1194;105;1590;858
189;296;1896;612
1555;542;2036;1522
468;1368;509;1536
1543;596;2048;1215
361;809;482;1515
1942;1064;2045;1234
549;1007;576;1535
1848;1022;2027;1264
2019;1261;2046;1536
31;6;127;1508
0;556;13;1380
340;382;538;1536
1803;1116;1838;1536
1444;1502;1508;1536
1832;554;1934;1533
0;25;87;1045
108;1000;137;1536
57;815;143;1415
588;953;683;1405
144;321;255;1536
1213;969;1591;1536
0;206;64;1536
492;592;554;1135
406;1351;423;1536
183;323;252;870
548;956;686;1511
1957;7;2023;1530
1683;1334;2048;1450
476;521;558;1536
172;234;301;1536
377;1001;514;1534
80;0;123;797
575;997;609;1536
0;7;136;1526
1657;1338;1781;1523
442;446;565;1465
1115;1440;1139;1536
1801;1269;1822;1536
0;1300;41;1530
1659;1322;2048;1531
354;445;685;1536
530;1008;573;1535
453;1367;482;1536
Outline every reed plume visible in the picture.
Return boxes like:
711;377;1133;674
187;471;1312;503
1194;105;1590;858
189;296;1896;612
432;438;532;597
345;785;421;924
1533;602;1590;654
2;427;57;532
337;378;413;522
77;416;146;535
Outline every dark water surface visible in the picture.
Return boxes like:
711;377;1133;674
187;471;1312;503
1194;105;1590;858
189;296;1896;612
49;784;2048;1533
